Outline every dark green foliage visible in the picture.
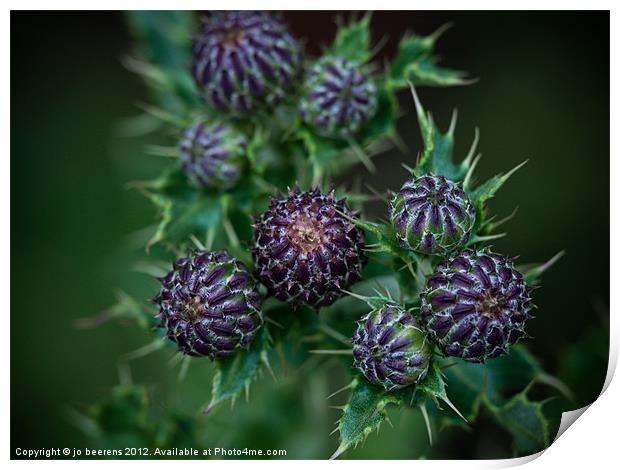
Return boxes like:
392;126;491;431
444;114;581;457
206;326;270;413
78;385;202;457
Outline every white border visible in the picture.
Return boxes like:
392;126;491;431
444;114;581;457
4;2;616;468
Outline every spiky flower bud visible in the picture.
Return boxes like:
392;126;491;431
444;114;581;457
251;188;366;309
154;250;263;359
179;121;247;190
352;303;431;390
420;248;532;363
389;174;475;255
192;11;302;115
299;57;378;138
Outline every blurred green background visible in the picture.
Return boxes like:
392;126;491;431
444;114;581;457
11;11;609;459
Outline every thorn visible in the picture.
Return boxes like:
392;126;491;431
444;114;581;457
462;127;480;168
330;444;347;460
189;234;205;251
319;323;351;346
329;427;340;436
340;289;370;303
177;355;190;382
401;162;416;174
264;356;278;382
222;216;240;250
167;352;183;367
504;159;529;182
117;362;133;387
309;349;353;355
122;338;165;361
203;401;216;415
428;22;453;43
463;153;482;190
488;206;519;231
408;83;425;122
347;137;376;173
538;250;566;275
327;382;354;400
369;34;389;60
447;109;458;138
74;309;115;329
264;316;284;329
364;183;390;203
389;131;408;154
419;403;433;446
523;378;536;395
442;396;468;423
470;232;507;244
536;372;575;403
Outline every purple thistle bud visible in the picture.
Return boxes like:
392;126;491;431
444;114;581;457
179;120;247;190
251;188;367;309
420;248;533;363
352;303;431;390
299;57;378;138
389;174;475;255
154;250;263;359
192;11;302;116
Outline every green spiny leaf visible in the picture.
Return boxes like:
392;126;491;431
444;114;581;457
486;392;550;455
206;325;270;414
469;160;528;234
331;377;403;459
126;11;201;115
418;361;465;423
411;85;477;182
83;384;203;452
92;385;149;433
328;14;372;65
126;11;196;69
389;24;471;89
136;165;270;253
438;346;573;429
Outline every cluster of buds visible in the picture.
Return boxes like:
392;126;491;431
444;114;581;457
155;12;535;382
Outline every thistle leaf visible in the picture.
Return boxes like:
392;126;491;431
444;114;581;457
138;165;270;253
418;361;466;422
389;24;471;89
331;377;403;459
486;392;550;455
328;14;371;64
469;160;528;233
126;11;201;115
438;346;573;429
126;11;196;68
139;167;223;251
206;326;270;414
84;384;202;450
92;385;149;434
411;86;477;182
